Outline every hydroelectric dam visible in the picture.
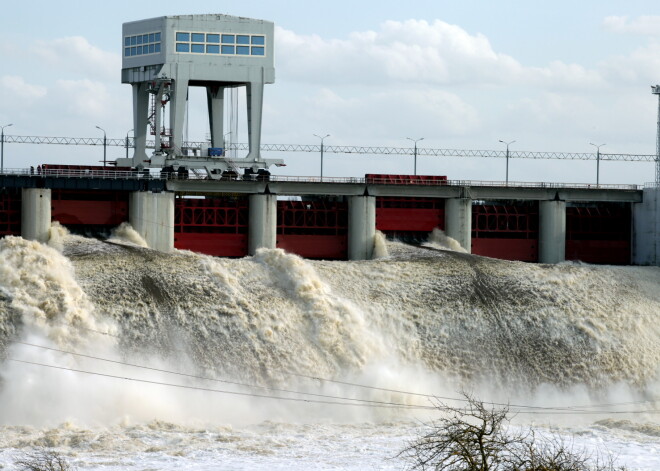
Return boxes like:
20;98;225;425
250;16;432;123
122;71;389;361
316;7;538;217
1;13;659;265
0;168;657;265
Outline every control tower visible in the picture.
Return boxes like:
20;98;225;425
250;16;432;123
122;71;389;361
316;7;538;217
116;14;283;176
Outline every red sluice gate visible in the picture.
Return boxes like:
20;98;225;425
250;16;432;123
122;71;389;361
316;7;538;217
276;200;348;260
174;196;249;257
376;197;445;240
565;204;631;264
471;203;539;262
51;189;129;227
0;189;21;236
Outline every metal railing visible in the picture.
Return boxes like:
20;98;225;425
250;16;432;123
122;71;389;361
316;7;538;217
0;167;643;190
1;168;154;179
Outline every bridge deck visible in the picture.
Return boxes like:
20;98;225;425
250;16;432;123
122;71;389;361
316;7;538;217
0;169;643;203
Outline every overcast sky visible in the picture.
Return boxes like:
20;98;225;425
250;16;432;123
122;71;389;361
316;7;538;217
1;0;660;184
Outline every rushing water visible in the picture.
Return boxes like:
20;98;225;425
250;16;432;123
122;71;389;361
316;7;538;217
0;225;658;469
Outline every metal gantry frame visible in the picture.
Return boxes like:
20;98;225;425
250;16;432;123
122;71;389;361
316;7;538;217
0;134;657;162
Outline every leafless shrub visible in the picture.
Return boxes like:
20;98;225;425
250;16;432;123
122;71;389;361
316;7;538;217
14;448;74;471
398;393;627;471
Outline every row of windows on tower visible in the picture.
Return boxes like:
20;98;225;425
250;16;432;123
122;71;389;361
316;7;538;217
123;31;267;57
124;32;161;57
174;32;266;56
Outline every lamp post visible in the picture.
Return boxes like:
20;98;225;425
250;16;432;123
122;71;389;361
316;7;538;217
125;129;134;160
499;139;516;185
96;125;107;167
406;137;424;175
589;142;605;186
313;134;330;181
1;123;13;173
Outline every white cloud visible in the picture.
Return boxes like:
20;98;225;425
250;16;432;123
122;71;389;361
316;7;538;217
599;42;660;85
0;76;47;101
32;36;120;79
276;20;603;90
603;15;660;36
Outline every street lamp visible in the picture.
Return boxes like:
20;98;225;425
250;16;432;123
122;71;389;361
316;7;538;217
313;133;330;181
125;128;134;160
589;142;606;186
406;137;424;175
1;123;13;173
499;139;516;185
96;125;107;167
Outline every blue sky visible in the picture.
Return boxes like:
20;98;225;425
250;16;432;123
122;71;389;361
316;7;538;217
1;0;660;183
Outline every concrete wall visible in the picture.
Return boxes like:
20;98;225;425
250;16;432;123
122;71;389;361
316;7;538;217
539;200;566;264
248;194;277;254
348;196;376;260
21;188;51;243
445;198;472;253
633;187;660;265
129;191;174;252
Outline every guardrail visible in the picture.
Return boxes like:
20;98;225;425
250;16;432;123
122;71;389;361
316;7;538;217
0;168;643;190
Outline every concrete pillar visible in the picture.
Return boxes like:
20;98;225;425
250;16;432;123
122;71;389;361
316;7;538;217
348;196;376;260
132;82;149;166
445;198;472;253
207;85;225;149
633;188;660;265
248;194;277;255
21;188;51;243
539;200;566;264
129;191;174;252
170;75;189;153
245;80;264;163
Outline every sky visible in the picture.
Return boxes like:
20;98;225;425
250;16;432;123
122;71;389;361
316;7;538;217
1;0;660;184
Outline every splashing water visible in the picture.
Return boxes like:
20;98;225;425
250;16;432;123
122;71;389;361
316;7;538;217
424;227;468;252
0;228;658;469
372;230;389;259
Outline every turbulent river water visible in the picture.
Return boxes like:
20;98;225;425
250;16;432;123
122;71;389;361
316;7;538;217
0;225;658;470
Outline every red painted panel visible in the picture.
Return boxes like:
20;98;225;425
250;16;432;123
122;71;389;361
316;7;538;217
51;200;128;225
366;174;448;185
0;190;21;236
471;238;538;262
174;232;248;257
566;240;630;265
376;208;443;232
277;234;347;260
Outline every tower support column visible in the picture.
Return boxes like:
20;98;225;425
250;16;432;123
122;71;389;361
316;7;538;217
539;200;566;263
245;78;264;163
207;85;226;149
129;191;174;252
347;195;376;260
132;82;149;166
21;188;51;243
445;197;472;253
248;194;277;254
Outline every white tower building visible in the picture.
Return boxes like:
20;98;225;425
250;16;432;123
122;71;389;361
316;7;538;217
116;14;283;176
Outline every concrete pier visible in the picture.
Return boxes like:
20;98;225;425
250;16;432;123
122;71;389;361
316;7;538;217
129;191;174;252
539;200;566;263
248;194;277;254
347;195;376;260
445;197;472;253
633;187;660;265
21;188;51;243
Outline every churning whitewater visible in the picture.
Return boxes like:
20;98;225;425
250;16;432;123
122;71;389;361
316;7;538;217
0;226;658;469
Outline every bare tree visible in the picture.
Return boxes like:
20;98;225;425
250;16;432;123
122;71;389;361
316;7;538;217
14;448;73;471
398;393;627;471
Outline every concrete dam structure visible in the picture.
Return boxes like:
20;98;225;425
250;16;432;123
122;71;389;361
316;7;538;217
1;13;658;265
1;169;657;265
